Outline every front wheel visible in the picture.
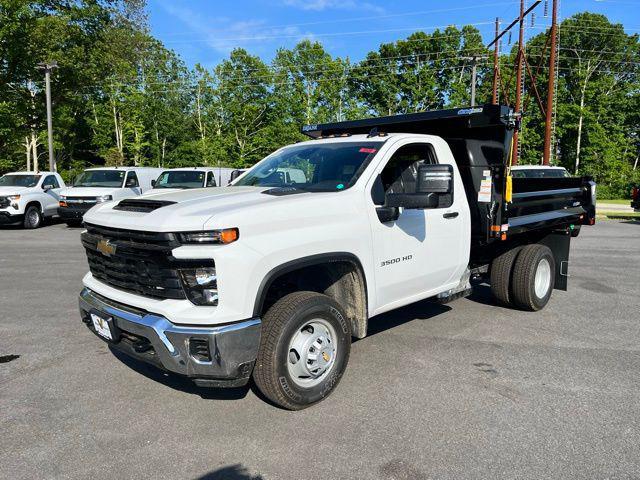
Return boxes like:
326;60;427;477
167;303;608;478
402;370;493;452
23;205;42;229
253;291;351;410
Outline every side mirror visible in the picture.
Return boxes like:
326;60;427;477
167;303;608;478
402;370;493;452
385;164;453;210
416;163;453;194
230;170;243;182
43;184;54;191
151;179;156;187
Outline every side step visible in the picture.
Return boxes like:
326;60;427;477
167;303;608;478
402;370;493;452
434;286;473;304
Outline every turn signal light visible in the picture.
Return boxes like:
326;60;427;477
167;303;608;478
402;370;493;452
59;200;67;207
220;228;239;244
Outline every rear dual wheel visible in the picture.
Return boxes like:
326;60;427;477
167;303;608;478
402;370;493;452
490;244;555;311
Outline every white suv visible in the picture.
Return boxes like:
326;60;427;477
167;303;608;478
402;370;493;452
0;171;66;228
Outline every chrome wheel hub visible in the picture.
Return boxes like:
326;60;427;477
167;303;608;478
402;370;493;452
534;258;552;299
287;319;337;388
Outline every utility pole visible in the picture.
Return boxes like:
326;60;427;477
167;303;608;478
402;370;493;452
543;0;558;166
512;0;525;166
492;17;500;104
37;61;58;172
471;56;478;105
461;55;486;106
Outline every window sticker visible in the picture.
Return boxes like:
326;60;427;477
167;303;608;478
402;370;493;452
359;147;377;154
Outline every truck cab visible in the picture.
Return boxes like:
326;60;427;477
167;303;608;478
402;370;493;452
76;105;595;409
58;167;163;226
0;171;65;228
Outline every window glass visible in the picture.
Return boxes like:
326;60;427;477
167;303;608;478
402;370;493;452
0;174;41;187
74;170;125;187
206;172;216;187
234;142;383;192
43;175;60;188
512;168;569;178
379;143;436;195
125;171;139;188
155;171;206;189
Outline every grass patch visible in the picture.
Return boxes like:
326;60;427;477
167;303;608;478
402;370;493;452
598;199;631;205
596;211;640;220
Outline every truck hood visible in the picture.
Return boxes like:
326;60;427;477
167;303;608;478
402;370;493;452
0;186;31;196
83;186;310;231
142;188;184;196
60;187;121;197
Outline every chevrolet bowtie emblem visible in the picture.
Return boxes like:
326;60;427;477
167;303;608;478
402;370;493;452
97;239;116;257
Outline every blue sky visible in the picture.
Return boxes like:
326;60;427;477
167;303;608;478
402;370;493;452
148;0;640;68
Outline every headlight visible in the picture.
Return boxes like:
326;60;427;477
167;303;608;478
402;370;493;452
96;195;113;203
8;195;20;201
178;228;239;244
180;267;218;305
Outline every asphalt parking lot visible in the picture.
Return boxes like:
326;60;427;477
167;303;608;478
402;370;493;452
1;220;639;480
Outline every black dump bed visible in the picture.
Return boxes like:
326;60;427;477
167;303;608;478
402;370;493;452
302;104;596;250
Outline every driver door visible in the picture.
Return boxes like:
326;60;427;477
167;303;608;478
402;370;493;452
41;175;62;216
367;141;467;312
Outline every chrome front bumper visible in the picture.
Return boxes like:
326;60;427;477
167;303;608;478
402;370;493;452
78;288;261;387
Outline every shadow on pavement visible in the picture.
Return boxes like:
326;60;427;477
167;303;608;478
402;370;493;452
194;464;263;480
465;282;497;307
109;347;250;400
364;299;452;338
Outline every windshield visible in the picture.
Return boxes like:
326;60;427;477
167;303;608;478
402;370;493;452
234;142;382;191
0;174;41;187
512;168;570;178
154;171;205;189
74;170;125;188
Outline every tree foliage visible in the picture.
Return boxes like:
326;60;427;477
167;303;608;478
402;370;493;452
0;4;637;196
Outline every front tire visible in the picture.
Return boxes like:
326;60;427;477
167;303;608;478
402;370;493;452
23;205;42;229
253;291;351;410
512;244;556;311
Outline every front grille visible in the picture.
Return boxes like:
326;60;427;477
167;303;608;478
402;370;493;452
0;197;10;208
82;224;192;300
84;223;179;249
113;199;176;213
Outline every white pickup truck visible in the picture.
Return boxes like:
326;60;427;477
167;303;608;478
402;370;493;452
77;106;596;409
58;167;162;226
0;171;66;228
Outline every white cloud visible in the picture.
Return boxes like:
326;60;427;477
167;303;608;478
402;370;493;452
157;1;317;55
282;0;384;13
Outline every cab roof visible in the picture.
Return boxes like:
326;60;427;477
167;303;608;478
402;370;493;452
85;167;161;171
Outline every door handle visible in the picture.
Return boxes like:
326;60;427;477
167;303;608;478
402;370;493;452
443;212;459;219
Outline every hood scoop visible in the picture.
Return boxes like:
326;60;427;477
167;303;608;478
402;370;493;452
113;199;176;213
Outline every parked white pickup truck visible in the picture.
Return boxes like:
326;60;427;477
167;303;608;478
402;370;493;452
0;171;66;228
77;106;596;409
58;167;162;226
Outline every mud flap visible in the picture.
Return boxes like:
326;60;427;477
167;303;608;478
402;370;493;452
540;232;571;291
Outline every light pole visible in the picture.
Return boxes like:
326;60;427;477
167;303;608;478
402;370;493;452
37;61;58;172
